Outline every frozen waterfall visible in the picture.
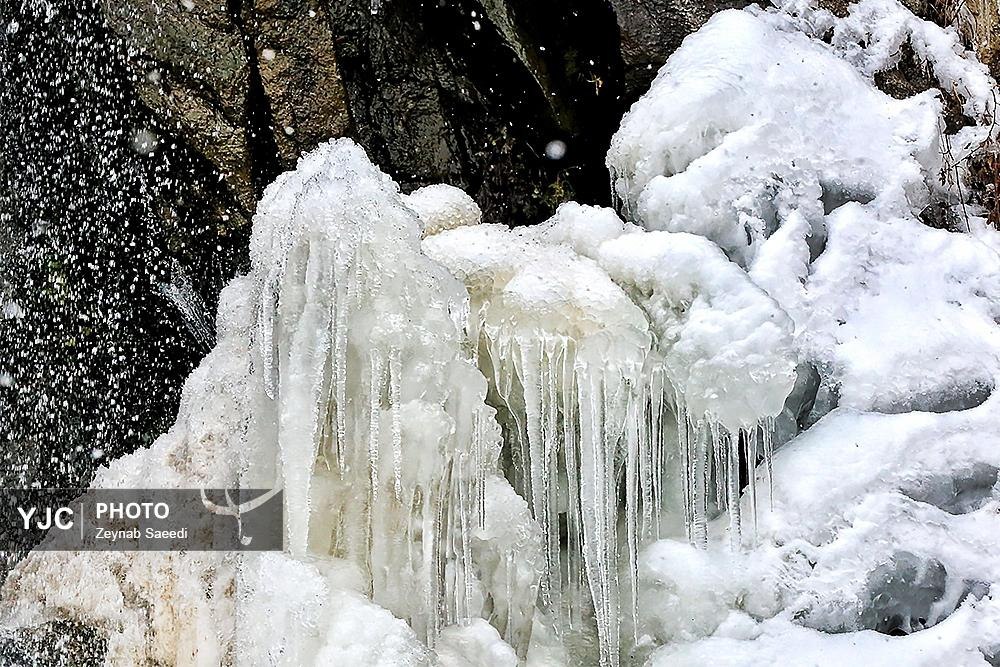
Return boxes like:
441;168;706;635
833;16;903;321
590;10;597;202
5;0;1000;665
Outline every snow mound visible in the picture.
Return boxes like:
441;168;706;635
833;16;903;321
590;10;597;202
607;8;942;267
803;205;1000;413
437;618;519;667
598;231;796;431
404;183;483;237
773;0;995;120
519;201;643;258
611;0;1000;663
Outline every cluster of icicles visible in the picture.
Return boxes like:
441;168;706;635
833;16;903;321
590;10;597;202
478;332;779;665
244;138;795;666
248;142;507;647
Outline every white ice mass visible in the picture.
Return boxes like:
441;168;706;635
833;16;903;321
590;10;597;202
5;0;1000;664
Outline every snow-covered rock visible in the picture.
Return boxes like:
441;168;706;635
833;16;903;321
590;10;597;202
609;0;1000;663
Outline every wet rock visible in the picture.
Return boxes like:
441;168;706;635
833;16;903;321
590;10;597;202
98;0;351;213
900;463;1000;514
328;0;627;225
0;621;107;667
860;552;948;635
608;0;754;100
253;0;350;166
99;0;256;209
88;0;825;228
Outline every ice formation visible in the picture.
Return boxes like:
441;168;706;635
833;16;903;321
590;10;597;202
1;140;541;664
422;201;796;664
424;220;652;665
607;4;946;268
6;0;1000;664
404;183;483;237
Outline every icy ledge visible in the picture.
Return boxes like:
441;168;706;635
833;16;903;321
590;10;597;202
4;0;1000;665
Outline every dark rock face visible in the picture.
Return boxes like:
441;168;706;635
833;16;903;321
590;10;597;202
0;620;107;666
92;0;636;228
329;0;628;225
99;0;255;210
0;0;250;488
97;0;351;213
255;0;351;166
609;0;753;99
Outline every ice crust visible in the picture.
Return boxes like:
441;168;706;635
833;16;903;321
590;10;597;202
5;0;1000;664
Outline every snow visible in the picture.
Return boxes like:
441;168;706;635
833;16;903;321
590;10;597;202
315;591;433;666
772;0;996;119
437;618;519;667
647;599;1000;666
519;201;643;259
606;1;1000;662
597;231;796;431
634;540;740;645
607;8;943;267
802;205;1000;413
404;183;483;237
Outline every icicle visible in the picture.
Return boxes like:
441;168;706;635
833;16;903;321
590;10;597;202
691;422;710;549
560;340;582;629
389;347;404;501
473;410;488;530
621;171;634;221
331;262;349;473
576;367;621;667
368;350;383;503
725;429;741;550
710;421;725;513
450;293;472;357
639;365;660;539
516;336;558;608
457;454;474;623
407;487;420;602
505;552;515;646
258;280;278;400
542;337;562;614
745;426;759;539
158;261;214;349
624;387;640;645
674;394;692;542
600;375;621;667
488;331;530;495
609;167;619;216
763;415;775;505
